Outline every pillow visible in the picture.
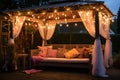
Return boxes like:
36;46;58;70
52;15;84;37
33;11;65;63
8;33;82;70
37;46;48;57
46;48;57;57
45;45;53;49
83;50;90;58
56;48;68;58
64;48;80;58
76;48;84;58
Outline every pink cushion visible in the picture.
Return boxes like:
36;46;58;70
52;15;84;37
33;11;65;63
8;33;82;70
37;46;48;57
76;48;84;58
46;48;57;57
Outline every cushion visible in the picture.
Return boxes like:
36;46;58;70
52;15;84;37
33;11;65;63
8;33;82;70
56;48;68;58
45;45;53;49
64;48;80;58
37;46;48;57
76;48;84;58
81;47;90;58
46;48;58;57
83;50;90;58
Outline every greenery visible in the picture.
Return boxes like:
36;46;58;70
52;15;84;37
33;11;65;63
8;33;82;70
113;54;120;69
0;0;49;10
117;7;120;34
111;34;120;53
6;44;16;71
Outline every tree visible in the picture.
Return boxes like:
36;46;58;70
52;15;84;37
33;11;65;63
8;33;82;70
117;7;120;34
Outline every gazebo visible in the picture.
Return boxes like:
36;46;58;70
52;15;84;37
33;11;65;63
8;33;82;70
3;1;114;77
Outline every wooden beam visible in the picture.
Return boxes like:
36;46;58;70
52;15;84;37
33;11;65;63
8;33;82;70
0;19;1;54
46;18;82;23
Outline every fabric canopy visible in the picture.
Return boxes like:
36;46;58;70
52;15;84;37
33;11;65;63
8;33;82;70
78;10;107;77
99;12;113;68
38;21;56;46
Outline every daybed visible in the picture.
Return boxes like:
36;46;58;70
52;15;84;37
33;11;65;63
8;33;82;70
30;44;92;70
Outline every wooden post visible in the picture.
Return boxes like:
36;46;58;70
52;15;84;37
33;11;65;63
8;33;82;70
95;11;99;39
0;19;1;52
10;21;13;39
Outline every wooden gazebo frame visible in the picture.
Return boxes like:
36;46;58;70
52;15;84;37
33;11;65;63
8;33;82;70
2;1;114;77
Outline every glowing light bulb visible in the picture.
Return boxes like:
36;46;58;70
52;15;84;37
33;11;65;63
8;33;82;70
66;7;71;11
28;18;30;21
4;16;7;20
60;24;62;27
27;11;31;15
42;11;46;15
25;22;28;26
75;23;77;26
62;13;65;16
73;15;76;19
66;24;69;27
54;9;58;13
37;16;40;19
29;23;31;26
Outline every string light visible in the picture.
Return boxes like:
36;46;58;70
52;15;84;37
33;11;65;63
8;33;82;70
51;14;54;17
93;6;96;9
100;7;103;10
65;19;67;23
66;7;71;11
13;3;113;31
62;13;65;16
18;12;21;16
34;24;38;28
42;19;46;21
29;22;31;26
46;23;48;26
60;24;62;27
57;13;60;15
55;17;58;20
96;8;99;11
66;24;69;27
25;22;28;26
27;11;31;15
42;11;46;15
75;23;77;26
32;14;34;17
37;16;40;19
48;16;51;19
54;9;58;13
73;15;76;19
57;17;60;20
4;16;8;20
28;18;30;21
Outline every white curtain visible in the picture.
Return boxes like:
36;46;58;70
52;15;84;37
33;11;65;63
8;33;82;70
7;16;25;70
12;16;26;38
78;10;107;77
78;10;95;37
99;13;113;68
9;16;26;44
38;21;56;46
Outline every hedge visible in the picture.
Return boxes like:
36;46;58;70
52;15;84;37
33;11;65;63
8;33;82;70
33;32;120;53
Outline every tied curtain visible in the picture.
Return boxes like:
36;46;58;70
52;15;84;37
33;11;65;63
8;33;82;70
99;13;113;68
38;21;56;46
9;16;26;44
78;10;107;77
7;16;25;70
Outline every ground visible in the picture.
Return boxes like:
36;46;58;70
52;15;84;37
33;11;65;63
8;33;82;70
0;67;120;80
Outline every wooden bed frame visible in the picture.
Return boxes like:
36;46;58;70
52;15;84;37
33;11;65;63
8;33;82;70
30;44;93;72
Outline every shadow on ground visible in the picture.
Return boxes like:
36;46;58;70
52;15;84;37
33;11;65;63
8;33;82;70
0;67;120;80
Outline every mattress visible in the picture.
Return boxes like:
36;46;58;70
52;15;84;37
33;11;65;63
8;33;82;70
36;57;90;63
